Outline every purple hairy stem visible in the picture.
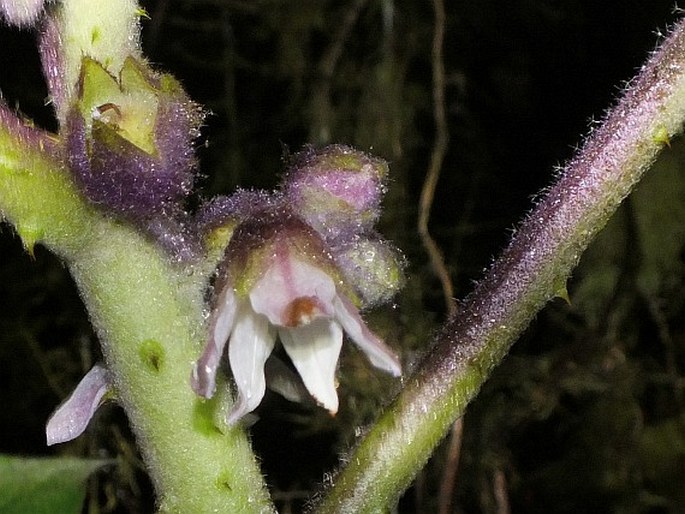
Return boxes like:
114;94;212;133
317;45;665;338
316;17;685;513
427;16;685;390
0;102;61;157
39;16;67;122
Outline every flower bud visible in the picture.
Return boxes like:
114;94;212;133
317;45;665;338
332;235;406;308
66;57;203;222
282;145;388;243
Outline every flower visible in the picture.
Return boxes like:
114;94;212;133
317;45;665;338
192;212;401;424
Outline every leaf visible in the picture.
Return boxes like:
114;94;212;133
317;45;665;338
632;137;685;295
0;455;112;514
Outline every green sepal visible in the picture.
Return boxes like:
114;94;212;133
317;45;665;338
77;57;159;155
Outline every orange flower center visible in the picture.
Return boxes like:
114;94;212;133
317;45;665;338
283;297;321;327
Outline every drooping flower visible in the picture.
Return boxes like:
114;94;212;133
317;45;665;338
192;210;402;424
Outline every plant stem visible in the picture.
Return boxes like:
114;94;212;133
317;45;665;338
0;126;273;513
69;223;274;514
315;16;685;513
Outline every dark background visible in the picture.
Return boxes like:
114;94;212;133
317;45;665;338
1;1;684;512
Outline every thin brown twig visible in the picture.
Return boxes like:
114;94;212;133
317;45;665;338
417;1;463;512
418;0;454;316
438;415;463;514
493;469;511;514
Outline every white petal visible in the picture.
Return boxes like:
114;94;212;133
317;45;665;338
264;357;310;404
249;252;336;326
279;319;342;414
227;303;276;425
213;286;239;344
333;293;402;377
191;287;238;398
46;364;112;446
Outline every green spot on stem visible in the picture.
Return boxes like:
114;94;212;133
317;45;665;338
138;339;165;373
91;27;101;45
653;126;671;148
215;471;232;492
192;398;222;437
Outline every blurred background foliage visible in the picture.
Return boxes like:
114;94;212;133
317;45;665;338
1;1;684;512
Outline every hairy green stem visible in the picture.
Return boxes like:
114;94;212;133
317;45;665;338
1;0;274;509
316;17;685;513
0;129;273;513
68;223;275;514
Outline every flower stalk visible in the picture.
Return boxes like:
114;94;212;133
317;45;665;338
314;17;685;513
0;113;275;513
3;0;685;512
0;0;274;511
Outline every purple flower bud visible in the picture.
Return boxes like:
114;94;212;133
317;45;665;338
65;57;203;222
282;145;388;243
